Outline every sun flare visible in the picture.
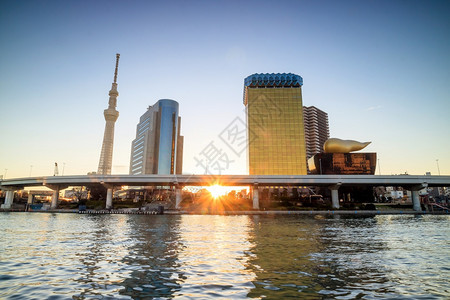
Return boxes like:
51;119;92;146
206;184;230;199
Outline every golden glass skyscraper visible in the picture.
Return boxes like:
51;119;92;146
244;73;307;175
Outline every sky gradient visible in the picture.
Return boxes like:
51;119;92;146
1;0;449;179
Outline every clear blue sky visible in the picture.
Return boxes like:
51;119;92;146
1;0;449;178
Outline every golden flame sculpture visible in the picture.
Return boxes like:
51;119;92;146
323;138;371;153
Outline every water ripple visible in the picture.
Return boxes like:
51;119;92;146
0;213;448;299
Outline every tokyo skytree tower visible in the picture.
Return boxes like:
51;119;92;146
97;54;120;175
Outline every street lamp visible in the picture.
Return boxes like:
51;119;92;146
378;159;381;175
436;159;440;176
319;158;322;175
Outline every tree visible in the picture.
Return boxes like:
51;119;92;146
86;184;107;200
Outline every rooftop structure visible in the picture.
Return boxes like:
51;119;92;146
243;73;303;104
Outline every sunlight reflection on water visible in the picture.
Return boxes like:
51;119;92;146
0;213;448;299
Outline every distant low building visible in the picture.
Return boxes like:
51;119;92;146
308;152;377;175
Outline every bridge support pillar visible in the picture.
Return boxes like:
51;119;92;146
175;187;182;209
106;187;113;209
26;192;34;211
101;184;114;209
411;190;420;212
46;185;68;210
51;188;60;209
410;183;428;212
252;184;259;210
329;183;342;209
28;193;34;205
1;190;15;209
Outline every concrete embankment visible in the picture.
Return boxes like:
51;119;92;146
1;209;448;215
166;210;449;215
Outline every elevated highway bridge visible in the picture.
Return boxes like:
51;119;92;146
1;174;449;211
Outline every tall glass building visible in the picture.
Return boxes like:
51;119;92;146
129;99;183;175
244;73;307;175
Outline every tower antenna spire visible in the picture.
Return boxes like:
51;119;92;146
113;53;120;84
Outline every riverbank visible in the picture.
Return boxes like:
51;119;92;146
168;210;450;215
1;208;448;215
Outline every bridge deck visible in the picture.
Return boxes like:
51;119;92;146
1;174;449;189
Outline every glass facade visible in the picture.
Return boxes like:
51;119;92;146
157;100;179;174
245;74;307;175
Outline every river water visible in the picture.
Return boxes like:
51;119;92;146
0;213;448;299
